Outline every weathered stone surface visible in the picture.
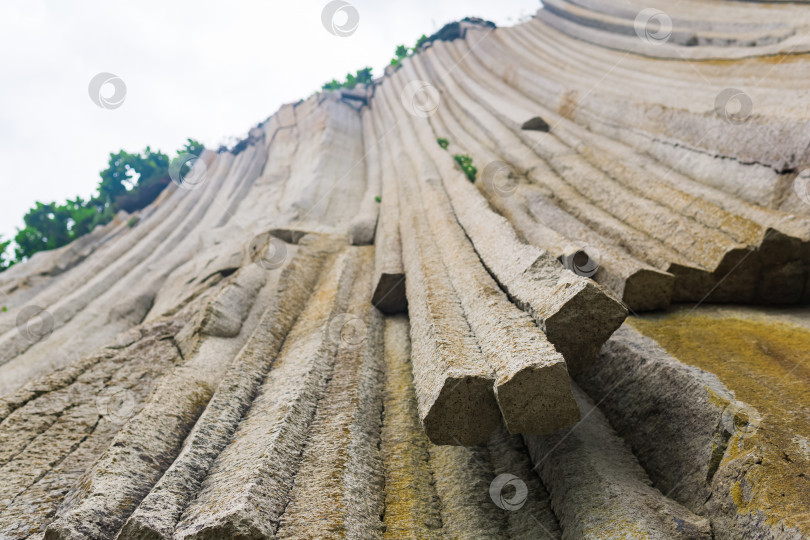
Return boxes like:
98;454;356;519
432;30;810;306
43;256;288;539
369;83;502;446
631;308;810;539
0;319;187;539
576;325;734;513
118;236;337;539
379;315;444;539
486;425;562;539
398;56;628;375
276;248;385;538
380;315;561;538
348;109;381;246
382;73;580;435
1;2;809;538
197;265;266;338
412;51;674;312
172;248;361;538
525;385;713;539
368;102;407;314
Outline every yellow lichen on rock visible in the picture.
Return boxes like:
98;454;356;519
630;312;810;534
380;316;443;539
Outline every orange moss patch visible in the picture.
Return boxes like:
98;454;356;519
630;313;810;532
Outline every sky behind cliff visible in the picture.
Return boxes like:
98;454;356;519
0;0;538;247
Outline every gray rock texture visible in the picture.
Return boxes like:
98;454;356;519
524;385;713;539
0;1;809;538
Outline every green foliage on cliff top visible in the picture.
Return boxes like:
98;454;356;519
0;138;203;271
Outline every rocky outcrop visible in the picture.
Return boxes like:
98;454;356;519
524;385;712;539
1;0;809;538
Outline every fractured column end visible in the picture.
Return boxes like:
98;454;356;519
621;267;675;313
497;359;580;436
546;280;628;375
371;273;408;314
421;375;500;446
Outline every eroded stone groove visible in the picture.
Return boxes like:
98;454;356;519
369;107;408;315
1;2;809;538
380;315;562;539
575;326;736;513
172;248;361;539
379;315;444;539
381;74;582;437
276;248;385;538
118;236;338;539
0;318;187;539
525;385;712;539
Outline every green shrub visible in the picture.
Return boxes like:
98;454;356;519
2;138;204;270
395;45;409;59
414;34;429;50
322;79;343;91
321;67;373;91
437;137;449;150
387;35;430;71
0;237;13;272
453;154;477;182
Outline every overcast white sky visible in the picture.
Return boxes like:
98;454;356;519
0;0;539;245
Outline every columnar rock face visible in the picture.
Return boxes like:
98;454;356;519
1;1;809;538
